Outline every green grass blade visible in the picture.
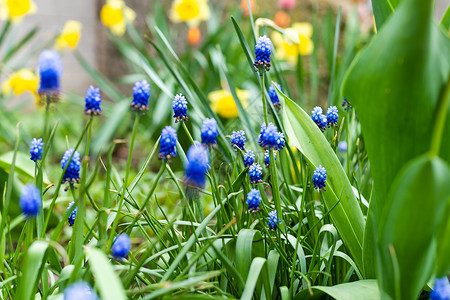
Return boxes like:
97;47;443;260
294;279;379;300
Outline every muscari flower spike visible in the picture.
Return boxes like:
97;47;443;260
66;201;77;226
172;93;188;122
111;233;132;259
259;122;285;150
430;277;450;300
243;150;255;167
230;130;246;151
84;85;102;116
38;50;63;99
159;126;177;161
326;106;339;127
313;165;327;190
64;281;99;300
184;141;210;188
338;141;347;152
342;97;352;110
267;210;281;230
201;118;219;147
30;138;44;162
19;184;41;218
254;35;272;74
249;163;263;184
311;106;327;132
268;83;281;109
131;80;151;113
264;150;277;167
61;148;81;187
247;188;262;212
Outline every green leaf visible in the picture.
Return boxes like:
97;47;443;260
241;257;272;300
85;247;126;300
343;0;450;277
371;0;394;30
441;4;450;31
294;279;379;300
280;91;365;274
0;152;50;185
377;156;450;300
236;229;264;282
436;202;450;276
15;241;49;300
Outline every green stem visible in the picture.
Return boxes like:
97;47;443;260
261;75;269;125
182;122;195;145
269;149;284;233
430;76;450;156
107;115;140;251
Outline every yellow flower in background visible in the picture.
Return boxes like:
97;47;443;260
0;0;37;23
100;0;135;36
209;89;249;119
271;22;314;64
55;21;82;50
170;0;210;27
2;69;38;99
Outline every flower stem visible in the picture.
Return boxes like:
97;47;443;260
182;121;195;145
269;149;284;232
261;75;269;125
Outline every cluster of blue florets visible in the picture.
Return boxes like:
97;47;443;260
84;86;102;116
268;83;281;109
312;165;327;190
30;138;44;162
64;281;98;300
159;126;178;160
19;184;41;218
61;148;81;186
249;163;263;184
66;201;77;226
311;106;339;131
38;50;63;99
258;122;285;151
131;80;151;113
264;150;277;167
246;188;262;212
267;210;281;230
201;118;219;147
243;150;255;167
230;130;246;151
172;93;188;122
184;142;210;188
254;36;272;74
111;233;132;259
430;277;450;300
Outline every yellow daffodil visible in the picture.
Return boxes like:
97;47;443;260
271;22;314;64
169;0;210;27
209;89;249;119
100;0;135;36
0;0;37;23
2;69;38;100
55;21;82;50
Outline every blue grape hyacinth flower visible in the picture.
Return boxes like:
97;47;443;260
111;233;131;259
64;281;99;300
131;80;151;113
326;106;339;127
38;50;62;98
268;83;281;109
20;184;41;218
430;277;450;300
338;141;347;152
172;93;188;122
84;86;102;116
311;106;327;132
66;201;77;226
313;165;327;190
61;149;81;187
264;150;277;167
230;130;246;151
201;118;219;147
267;210;281;230
159;126;177;161
254;36;272;74
184;141;210;188
247;188;262;212
249;163;263;184
30;138;44;162
259;122;282;149
243;150;255;167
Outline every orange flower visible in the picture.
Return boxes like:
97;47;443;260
240;0;255;17
187;27;201;46
274;10;290;28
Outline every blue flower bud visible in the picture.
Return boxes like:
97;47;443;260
20;184;41;217
172;93;188;122
131;80;151;113
84;86;102;116
111;233;131;259
30;138;44;162
230;130;246;151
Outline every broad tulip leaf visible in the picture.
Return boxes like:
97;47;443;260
281;90;365;273
377;156;450;300
294;279;379;300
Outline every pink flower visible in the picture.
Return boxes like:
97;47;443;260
278;0;296;11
